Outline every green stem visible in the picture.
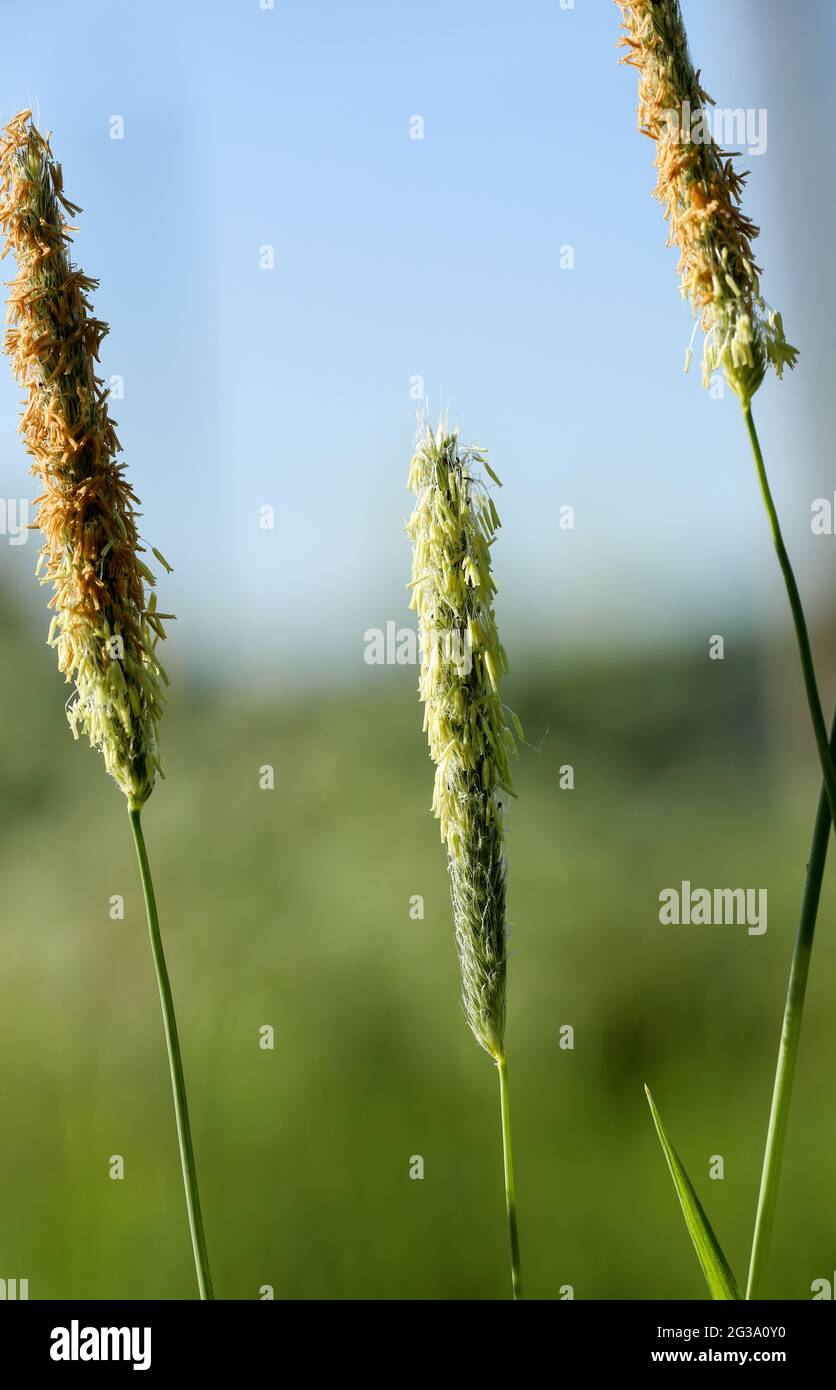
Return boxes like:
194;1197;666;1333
497;1055;522;1299
745;706;835;1299
128;806;214;1300
743;403;836;826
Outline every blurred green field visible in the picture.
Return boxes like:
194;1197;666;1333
1;595;835;1301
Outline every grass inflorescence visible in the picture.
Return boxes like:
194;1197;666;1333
0;109;170;808
616;0;797;402
0;110;212;1300
406;422;518;1060
407;420;523;1297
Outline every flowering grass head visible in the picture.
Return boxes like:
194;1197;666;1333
615;0;797;403
406;421;519;1060
0;110;170;808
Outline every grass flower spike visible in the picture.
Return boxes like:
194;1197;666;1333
407;422;516;1059
407;421;523;1297
0;111;213;1299
0;110;168;808
616;0;797;403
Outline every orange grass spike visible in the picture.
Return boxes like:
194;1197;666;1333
615;0;797;402
0;110;170;806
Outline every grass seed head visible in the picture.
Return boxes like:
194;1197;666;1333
406;420;519;1060
0;111;170;807
615;0;798;403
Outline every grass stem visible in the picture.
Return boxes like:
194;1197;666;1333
743;403;836;824
497;1055;522;1300
128;807;214;1300
745;706;835;1299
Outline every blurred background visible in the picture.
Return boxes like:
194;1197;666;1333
0;0;835;1299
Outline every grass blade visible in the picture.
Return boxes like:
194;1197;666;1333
645;1086;741;1300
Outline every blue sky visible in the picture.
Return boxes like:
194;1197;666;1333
0;0;834;684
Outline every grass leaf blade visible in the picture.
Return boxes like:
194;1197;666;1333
645;1086;741;1300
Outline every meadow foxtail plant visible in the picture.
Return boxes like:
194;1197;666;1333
616;1;836;1298
407;421;523;1297
0;110;213;1298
